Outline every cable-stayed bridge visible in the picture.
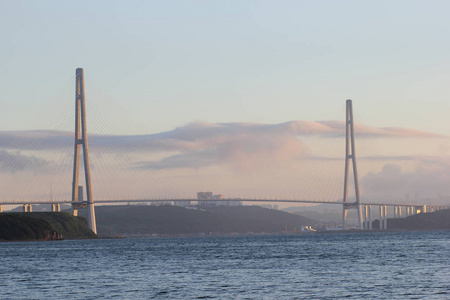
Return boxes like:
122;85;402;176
0;69;448;234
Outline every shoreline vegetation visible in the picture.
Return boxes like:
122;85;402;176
0;212;97;241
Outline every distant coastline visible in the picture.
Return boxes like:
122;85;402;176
2;207;448;241
83;205;450;238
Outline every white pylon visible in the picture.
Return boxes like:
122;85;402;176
342;99;364;230
72;68;97;234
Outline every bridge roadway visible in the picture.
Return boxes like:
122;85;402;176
0;198;448;208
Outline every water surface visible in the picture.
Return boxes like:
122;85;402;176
1;231;449;299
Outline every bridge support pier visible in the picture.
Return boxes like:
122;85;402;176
342;209;348;229
23;204;28;212
51;203;61;212
28;204;32;212
379;205;387;229
366;205;372;229
362;205;371;230
394;206;402;218
0;205;2;213
362;205;366;229
422;205;427;213
360;205;367;230
362;205;370;230
379;205;382;229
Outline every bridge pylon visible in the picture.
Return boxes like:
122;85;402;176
342;99;364;230
71;68;97;234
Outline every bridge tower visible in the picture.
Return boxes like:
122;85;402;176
342;99;364;230
72;68;97;234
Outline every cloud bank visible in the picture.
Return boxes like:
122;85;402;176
0;150;51;173
361;157;450;202
0;120;444;172
0;121;449;201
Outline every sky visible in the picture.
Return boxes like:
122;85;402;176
1;1;450;206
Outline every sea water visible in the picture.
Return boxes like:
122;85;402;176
1;231;449;299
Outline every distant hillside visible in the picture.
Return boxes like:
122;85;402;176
204;206;316;231
387;209;450;230
78;205;316;236
0;212;98;241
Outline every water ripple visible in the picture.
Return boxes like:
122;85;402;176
0;231;449;299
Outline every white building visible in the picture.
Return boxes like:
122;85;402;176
197;192;242;206
174;200;192;207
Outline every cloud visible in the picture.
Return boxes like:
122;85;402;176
361;158;450;202
0;130;72;150
0;120;442;150
0;150;51;173
317;121;444;138
1;121;449;201
136;134;306;171
0;121;444;172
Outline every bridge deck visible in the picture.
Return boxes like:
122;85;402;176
0;198;447;208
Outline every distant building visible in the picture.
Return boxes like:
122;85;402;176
197;192;222;206
197;192;213;206
197;192;242;206
174;200;192;207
